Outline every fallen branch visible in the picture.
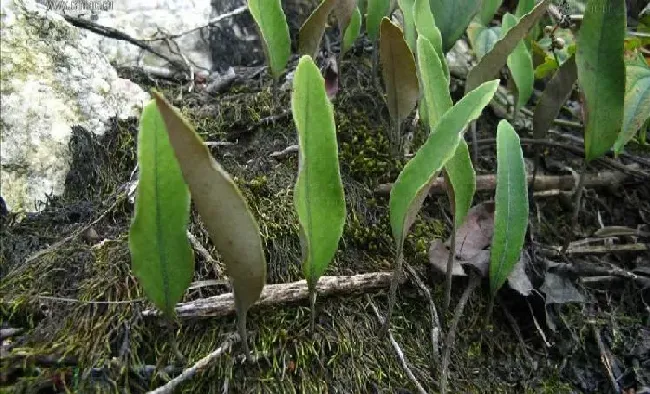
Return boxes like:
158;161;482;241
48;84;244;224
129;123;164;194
147;335;238;394
367;296;429;394
376;169;632;196
143;272;401;317
541;243;649;257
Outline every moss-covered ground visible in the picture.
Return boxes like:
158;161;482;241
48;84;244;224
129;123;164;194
2;52;649;393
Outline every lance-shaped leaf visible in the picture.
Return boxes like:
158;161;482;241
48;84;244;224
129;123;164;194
299;0;337;58
153;92;266;352
248;0;291;79
533;55;577;140
468;23;501;60
490;119;529;294
291;56;346;310
614;55;650;153
342;6;362;54
417;36;475;226
445;141;475;227
416;36;452;126
576;0;625;162
366;0;391;40
502;13;534;112
398;0;417;51
429;0;482;52
479;0;502;25
390;79;498;254
129;100;193;318
414;0;448;80
465;0;549;94
380;18;420;127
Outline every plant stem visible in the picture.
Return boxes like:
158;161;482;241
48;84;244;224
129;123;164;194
440;273;480;394
235;304;250;358
444;223;456;312
309;288;317;333
382;248;404;335
470;121;479;163
564;163;588;251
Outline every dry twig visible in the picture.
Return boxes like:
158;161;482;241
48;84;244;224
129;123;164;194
367;295;429;394
143;272;403;317
147;335;239;394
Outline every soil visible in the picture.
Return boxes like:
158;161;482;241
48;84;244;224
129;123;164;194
1;42;649;393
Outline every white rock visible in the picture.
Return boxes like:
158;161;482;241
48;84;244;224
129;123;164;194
1;0;149;212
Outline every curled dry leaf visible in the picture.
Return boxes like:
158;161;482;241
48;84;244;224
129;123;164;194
428;200;532;296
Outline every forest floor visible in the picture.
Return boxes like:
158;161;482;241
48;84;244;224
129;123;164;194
2;46;650;393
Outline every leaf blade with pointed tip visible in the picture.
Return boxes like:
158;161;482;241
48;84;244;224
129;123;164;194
390;80;499;250
575;0;625;162
397;0;416;51
490;119;529;294
465;0;549;94
414;0;448;79
380;18;420;126
248;0;291;79
292;56;346;289
614;56;650;153
299;0;337;58
366;0;391;40
533;55;577;140
342;6;362;54
502;13;534;112
129;100;194;318
152;92;266;322
416;36;452;126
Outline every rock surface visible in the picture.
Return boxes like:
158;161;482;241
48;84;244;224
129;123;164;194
56;0;316;73
1;0;149;212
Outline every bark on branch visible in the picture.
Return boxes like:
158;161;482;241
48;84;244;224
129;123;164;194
375;170;631;196
143;272;400;318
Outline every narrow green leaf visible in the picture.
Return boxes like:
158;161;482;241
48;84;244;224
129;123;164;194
390;79;498;250
465;0;549;94
479;0;502;25
153;92;267;348
366;0;391;40
575;0;625;161
397;0;417;51
445;141;476;227
418;36;476;239
533;56;577;140
502;13;534;112
416;36;452;126
490;119;529;294
129;100;193;318
514;0;534;18
380;18;420;126
614;56;650;153
342;6;362;55
248;0;291;79
467;22;501;61
414;0;448;79
299;0;337;58
292;55;346;290
429;0;482;52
